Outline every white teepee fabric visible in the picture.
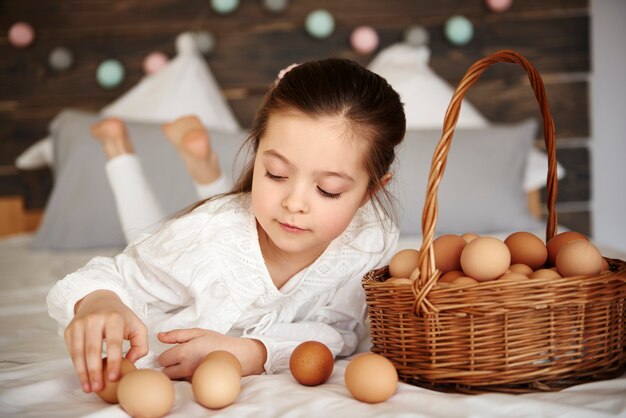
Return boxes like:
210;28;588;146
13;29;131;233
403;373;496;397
367;43;489;129
101;32;240;132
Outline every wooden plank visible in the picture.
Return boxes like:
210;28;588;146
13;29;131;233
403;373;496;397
0;195;43;237
553;210;591;236
550;147;590;203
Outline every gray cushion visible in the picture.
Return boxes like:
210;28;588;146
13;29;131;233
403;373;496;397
33;110;540;249
392;119;541;236
33;109;248;250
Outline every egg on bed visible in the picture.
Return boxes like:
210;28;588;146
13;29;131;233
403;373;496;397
117;369;174;418
192;350;242;409
345;353;397;403
289;341;334;386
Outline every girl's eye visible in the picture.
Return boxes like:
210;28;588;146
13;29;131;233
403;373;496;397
265;171;286;181
317;187;342;199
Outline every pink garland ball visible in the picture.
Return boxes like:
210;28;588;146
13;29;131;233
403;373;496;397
8;22;35;48
350;26;379;55
142;51;169;75
485;0;513;13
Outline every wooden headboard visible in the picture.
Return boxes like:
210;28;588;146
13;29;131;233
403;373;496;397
0;0;590;236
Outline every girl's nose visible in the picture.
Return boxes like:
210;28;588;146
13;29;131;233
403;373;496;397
282;186;309;213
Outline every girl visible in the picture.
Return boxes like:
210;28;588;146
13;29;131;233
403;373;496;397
90;114;232;243
46;58;406;395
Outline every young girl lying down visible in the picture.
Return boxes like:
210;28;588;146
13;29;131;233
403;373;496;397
46;58;406;394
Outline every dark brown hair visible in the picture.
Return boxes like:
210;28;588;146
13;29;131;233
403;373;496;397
191;58;405;223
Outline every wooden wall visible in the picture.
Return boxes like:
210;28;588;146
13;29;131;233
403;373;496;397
0;0;590;234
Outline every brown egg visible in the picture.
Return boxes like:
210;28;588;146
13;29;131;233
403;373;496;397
546;231;588;266
96;357;137;404
409;267;421;282
389;249;420;278
345;353;397;403
555;240;603;277
529;268;562;279
193;353;242;409
433;234;467;273
451;276;479;285
504;232;548;270
602;258;610;272
498;272;529;281
460;237;511;282
439;270;464;283
202;350;242;376
509;264;533;276
289;341;334;386
118;369;174;418
461;233;479;243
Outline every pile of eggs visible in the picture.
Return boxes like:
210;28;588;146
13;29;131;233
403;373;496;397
388;230;608;286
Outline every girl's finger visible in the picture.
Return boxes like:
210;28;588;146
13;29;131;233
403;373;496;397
84;322;105;392
161;362;190;381
104;319;125;381
156;345;180;368
64;324;91;393
125;323;148;362
158;328;204;344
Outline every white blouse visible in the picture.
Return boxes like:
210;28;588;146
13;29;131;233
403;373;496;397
46;193;398;374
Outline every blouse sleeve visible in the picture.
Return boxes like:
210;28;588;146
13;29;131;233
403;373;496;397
244;275;367;374
46;209;217;330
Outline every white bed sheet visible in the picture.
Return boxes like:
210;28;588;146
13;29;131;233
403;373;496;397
1;233;626;418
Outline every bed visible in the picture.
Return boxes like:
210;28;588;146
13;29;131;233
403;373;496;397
2;39;625;417
1;232;626;418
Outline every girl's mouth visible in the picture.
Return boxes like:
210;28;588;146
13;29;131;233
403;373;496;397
279;222;306;233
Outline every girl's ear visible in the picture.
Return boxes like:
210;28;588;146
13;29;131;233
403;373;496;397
360;173;393;207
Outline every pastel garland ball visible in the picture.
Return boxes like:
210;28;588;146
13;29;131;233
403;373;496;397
49;47;74;72
350;26;379;55
96;59;125;89
143;51;169;75
485;0;513;13
211;0;239;15
444;15;474;46
305;9;335;39
404;25;430;47
193;31;216;55
263;0;289;13
8;22;35;48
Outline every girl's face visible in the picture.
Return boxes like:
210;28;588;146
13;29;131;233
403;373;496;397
251;111;371;261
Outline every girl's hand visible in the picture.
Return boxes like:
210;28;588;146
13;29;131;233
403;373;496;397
157;328;267;380
64;290;148;393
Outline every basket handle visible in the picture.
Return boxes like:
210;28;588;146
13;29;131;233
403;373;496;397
413;50;558;314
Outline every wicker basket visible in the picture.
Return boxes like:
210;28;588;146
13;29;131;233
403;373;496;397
362;50;626;394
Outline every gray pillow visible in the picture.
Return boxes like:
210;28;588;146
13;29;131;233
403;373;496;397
392;119;542;236
33;109;540;249
33;109;248;250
